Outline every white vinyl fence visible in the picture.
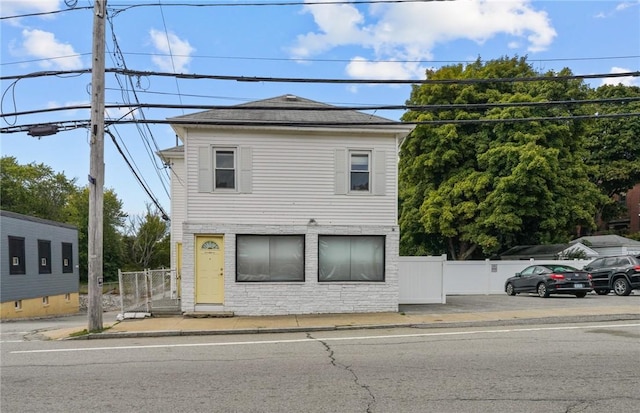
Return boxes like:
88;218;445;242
398;257;592;304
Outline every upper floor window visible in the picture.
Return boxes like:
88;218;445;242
38;240;51;274
214;149;236;190
8;236;25;275
198;146;252;193
335;149;386;196
350;151;370;192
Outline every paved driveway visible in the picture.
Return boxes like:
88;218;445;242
400;292;639;314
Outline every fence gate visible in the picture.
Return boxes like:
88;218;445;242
118;269;180;316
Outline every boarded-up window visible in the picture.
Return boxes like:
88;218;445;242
8;236;25;275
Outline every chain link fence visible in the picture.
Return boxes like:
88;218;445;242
118;268;178;314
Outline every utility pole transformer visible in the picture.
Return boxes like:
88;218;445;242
88;0;106;332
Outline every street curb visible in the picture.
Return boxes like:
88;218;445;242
66;313;640;340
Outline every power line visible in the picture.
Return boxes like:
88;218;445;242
108;0;455;16
2;111;638;135
3;97;639;119
105;129;170;221
2;67;638;84
101;52;640;65
0;5;92;20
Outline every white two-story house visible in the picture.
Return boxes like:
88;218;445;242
159;95;414;316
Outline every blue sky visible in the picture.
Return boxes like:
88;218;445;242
1;0;639;217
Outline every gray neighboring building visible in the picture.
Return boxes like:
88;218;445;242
570;235;640;256
1;210;79;319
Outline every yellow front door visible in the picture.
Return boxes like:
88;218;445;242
195;236;224;304
176;242;183;298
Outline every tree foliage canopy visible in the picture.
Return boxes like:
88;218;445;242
399;57;608;260
0;156;167;281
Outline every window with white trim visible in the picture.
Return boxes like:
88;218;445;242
350;151;370;192
214;148;236;190
236;235;305;282
335;149;386;195
198;146;252;193
318;235;385;282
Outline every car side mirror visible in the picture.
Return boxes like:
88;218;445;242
515;272;521;277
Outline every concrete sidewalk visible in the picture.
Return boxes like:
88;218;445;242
42;297;640;340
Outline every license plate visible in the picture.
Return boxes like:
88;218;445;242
574;283;584;288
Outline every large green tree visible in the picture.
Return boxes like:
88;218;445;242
399;57;605;260
584;84;640;227
1;156;78;221
64;187;127;282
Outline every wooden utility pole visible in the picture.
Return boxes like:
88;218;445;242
88;0;106;332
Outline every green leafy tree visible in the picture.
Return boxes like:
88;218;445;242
64;187;127;282
123;204;169;270
584;84;640;228
0;156;78;221
399;56;605;260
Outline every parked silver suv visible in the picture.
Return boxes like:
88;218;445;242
582;254;640;296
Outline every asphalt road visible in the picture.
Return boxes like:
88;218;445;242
2;320;639;413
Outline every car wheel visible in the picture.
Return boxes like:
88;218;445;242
612;277;632;296
537;283;550;298
575;292;587;298
594;289;610;295
506;283;516;296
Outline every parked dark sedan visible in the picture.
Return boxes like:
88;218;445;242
505;264;593;298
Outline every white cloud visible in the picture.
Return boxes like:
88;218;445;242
291;0;556;79
149;29;195;73
615;1;640;12
601;67;639;87
17;29;83;70
0;0;60;23
346;57;424;80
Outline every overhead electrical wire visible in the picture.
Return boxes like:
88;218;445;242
2;111;638;135
3;96;640;119
2;67;638;84
105;12;171;201
105;129;170;221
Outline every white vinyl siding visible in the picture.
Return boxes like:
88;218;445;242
187;131;397;226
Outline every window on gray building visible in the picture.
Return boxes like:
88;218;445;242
8;236;25;275
62;242;73;273
38;240;51;274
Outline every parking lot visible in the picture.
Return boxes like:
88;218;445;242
400;291;640;314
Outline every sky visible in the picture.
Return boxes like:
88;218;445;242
1;0;639;218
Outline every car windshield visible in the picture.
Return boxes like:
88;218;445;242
546;265;577;272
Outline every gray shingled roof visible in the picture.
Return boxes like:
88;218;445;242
570;235;640;247
168;94;411;130
500;244;570;257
